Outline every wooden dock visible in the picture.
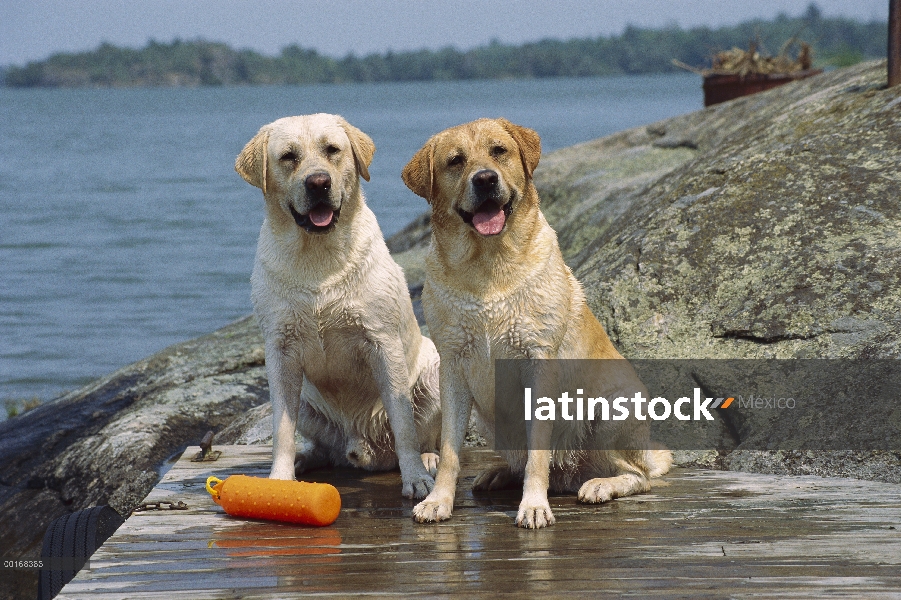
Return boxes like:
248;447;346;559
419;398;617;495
58;445;901;598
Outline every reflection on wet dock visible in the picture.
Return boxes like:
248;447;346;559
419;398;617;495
59;446;901;598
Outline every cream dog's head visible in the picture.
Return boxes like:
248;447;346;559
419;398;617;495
236;114;375;235
402;118;540;239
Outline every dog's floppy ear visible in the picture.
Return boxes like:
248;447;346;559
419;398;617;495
402;140;434;203
235;126;271;194
338;118;375;182
498;118;541;178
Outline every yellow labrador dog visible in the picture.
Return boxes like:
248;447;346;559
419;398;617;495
402;118;671;527
236;114;440;499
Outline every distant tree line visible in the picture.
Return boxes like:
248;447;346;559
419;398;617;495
4;4;887;87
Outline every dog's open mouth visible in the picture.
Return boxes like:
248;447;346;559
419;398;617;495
457;200;512;236
290;204;340;234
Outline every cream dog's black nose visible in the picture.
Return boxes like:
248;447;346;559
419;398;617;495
305;172;332;195
472;169;498;191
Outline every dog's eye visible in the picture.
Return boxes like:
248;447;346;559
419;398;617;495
491;145;507;157
280;152;298;162
325;144;341;156
448;155;464;167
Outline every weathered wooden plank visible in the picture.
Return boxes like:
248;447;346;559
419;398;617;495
58;445;901;598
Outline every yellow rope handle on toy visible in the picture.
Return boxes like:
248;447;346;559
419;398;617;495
206;476;222;499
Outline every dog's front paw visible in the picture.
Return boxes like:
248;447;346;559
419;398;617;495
515;499;556;529
401;468;435;499
472;466;519;491
421;452;440;477
578;478;615;504
413;495;453;523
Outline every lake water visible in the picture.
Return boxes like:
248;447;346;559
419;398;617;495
0;74;702;410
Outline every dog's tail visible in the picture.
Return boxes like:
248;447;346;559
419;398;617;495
647;447;673;478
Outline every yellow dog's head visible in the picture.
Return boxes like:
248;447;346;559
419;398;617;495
402;118;541;240
236;114;375;235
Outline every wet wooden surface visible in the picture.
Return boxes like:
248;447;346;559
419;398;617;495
59;445;901;598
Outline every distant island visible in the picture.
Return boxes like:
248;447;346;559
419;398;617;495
3;4;886;88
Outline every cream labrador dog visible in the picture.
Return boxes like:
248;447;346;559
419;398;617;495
402;118;671;527
236;114;440;499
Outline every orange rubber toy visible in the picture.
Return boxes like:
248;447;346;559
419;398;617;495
206;475;341;526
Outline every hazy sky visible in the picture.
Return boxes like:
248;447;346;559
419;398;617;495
1;0;890;67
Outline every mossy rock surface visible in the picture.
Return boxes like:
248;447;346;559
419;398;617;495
563;63;901;363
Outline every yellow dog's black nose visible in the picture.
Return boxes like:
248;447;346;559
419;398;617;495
472;169;498;191
305;172;332;194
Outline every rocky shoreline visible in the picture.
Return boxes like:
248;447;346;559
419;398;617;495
1;59;899;600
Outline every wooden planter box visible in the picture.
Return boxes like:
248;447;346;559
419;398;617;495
703;69;823;106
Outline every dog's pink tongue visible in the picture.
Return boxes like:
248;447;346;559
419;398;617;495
309;205;334;227
472;205;505;235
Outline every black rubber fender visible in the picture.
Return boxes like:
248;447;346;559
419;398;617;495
36;505;124;600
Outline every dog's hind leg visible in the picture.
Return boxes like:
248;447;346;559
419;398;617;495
577;473;651;503
576;451;651;504
472;466;522;491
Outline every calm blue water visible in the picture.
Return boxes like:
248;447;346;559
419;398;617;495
0;74;701;409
